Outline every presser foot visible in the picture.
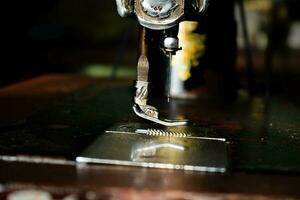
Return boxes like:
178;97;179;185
133;104;188;127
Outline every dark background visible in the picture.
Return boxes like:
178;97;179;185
3;0;138;86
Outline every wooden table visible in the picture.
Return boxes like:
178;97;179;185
0;74;299;199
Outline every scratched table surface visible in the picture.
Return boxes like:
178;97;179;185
0;74;300;199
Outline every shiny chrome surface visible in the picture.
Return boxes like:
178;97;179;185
191;0;208;13
134;80;188;126
163;36;179;52
115;0;134;17
134;81;150;106
135;0;185;30
133;104;188;126
116;0;208;29
141;0;177;18
76;129;227;172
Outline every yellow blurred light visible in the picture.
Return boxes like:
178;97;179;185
172;21;206;81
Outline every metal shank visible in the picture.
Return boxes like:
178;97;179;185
134;27;187;126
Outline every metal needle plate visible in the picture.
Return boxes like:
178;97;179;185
76;125;228;173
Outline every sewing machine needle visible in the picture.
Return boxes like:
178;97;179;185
167;52;172;103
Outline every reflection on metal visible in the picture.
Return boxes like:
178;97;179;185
116;0;134;17
141;0;178;18
135;0;185;30
116;0;208;29
76;128;227;173
191;0;208;13
131;142;185;162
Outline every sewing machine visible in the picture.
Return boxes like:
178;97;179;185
76;0;229;172
116;0;208;126
2;1;300;197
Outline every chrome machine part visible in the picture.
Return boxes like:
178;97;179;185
115;0;134;17
134;81;150;106
191;0;208;13
134;81;159;119
163;36;179;53
134;28;188;126
116;0;208;126
135;0;185;30
116;0;208;29
133;104;188;126
116;0;208;19
141;0;177;18
134;81;187;126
